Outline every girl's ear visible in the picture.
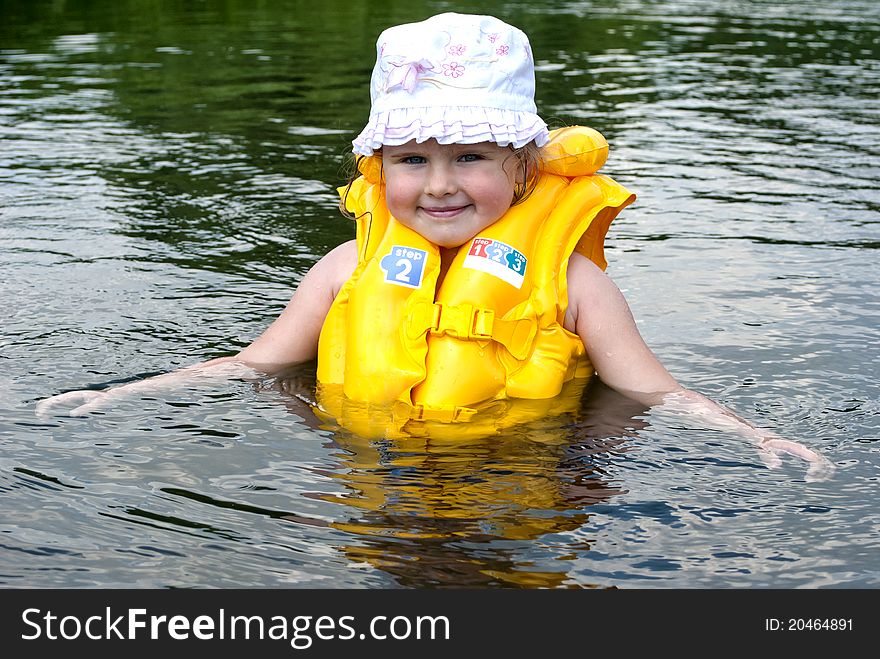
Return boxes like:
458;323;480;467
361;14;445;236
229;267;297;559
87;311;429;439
510;144;541;205
505;147;527;187
515;154;528;186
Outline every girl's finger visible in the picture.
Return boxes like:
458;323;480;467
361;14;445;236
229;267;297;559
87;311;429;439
68;395;111;416
757;446;783;469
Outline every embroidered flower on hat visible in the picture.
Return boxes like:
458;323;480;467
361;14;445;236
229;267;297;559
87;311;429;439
384;58;434;93
442;62;465;78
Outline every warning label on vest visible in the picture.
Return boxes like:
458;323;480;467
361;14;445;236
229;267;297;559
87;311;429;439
463;238;527;289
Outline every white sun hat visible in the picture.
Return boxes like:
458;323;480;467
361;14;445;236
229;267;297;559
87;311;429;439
352;12;550;156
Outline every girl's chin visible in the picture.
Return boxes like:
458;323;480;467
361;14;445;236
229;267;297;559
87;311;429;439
406;221;482;248
432;235;473;250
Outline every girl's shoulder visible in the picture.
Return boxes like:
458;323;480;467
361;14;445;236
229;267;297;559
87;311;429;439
566;252;615;297
323;239;358;268
564;253;630;332
306;239;358;298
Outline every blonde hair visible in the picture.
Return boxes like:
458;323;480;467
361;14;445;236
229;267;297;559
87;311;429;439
509;141;542;206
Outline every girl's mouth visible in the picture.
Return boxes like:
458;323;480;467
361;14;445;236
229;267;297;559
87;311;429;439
420;205;469;219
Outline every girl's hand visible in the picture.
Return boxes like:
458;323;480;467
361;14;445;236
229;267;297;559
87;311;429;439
35;389;113;418
757;433;837;483
662;390;837;483
35;359;258;419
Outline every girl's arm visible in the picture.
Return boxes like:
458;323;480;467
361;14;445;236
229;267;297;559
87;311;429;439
565;253;834;481
234;240;356;371
36;241;358;417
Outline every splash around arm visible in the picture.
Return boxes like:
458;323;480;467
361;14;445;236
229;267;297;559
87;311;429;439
565;253;835;482
36;241;357;419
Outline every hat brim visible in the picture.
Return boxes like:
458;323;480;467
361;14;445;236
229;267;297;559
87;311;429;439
352;106;550;156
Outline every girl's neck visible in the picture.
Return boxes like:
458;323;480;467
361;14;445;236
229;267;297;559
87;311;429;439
438;247;457;287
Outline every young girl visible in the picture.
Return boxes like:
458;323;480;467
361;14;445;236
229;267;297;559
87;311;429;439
37;13;832;479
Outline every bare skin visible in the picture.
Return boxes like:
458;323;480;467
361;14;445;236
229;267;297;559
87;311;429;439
36;140;835;481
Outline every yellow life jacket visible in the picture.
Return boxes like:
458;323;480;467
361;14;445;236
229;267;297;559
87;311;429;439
315;126;635;438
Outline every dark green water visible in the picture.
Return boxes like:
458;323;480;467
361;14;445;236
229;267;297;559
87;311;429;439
2;0;878;587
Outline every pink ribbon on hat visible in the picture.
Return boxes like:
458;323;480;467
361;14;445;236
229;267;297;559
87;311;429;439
384;58;434;93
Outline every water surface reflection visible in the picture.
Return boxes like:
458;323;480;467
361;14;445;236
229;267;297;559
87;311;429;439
2;0;878;588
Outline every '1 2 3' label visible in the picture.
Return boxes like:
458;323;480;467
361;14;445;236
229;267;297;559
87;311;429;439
463;238;527;288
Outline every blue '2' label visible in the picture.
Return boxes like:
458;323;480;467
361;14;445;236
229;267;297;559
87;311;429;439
380;245;427;288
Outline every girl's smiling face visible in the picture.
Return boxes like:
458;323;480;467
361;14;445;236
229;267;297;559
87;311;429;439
382;140;519;248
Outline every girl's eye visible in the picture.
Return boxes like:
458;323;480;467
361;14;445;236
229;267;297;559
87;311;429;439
459;153;484;162
401;155;426;165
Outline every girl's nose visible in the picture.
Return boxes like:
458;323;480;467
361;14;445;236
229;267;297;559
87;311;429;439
424;164;457;197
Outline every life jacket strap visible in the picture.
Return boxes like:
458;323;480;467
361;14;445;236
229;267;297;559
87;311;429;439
411;403;478;423
427;303;537;360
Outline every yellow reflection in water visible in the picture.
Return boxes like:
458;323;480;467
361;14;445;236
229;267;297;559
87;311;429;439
272;374;647;587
